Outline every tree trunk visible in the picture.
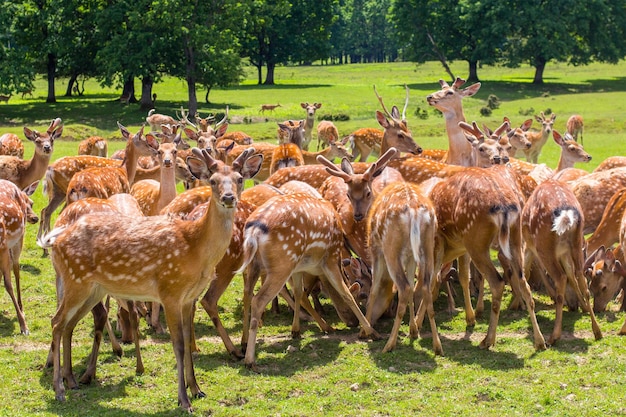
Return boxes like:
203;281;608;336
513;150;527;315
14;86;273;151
205;87;211;104
264;62;276;85
467;60;479;83
533;58;546;84
46;53;56;103
184;42;198;116
122;77;136;103
139;76;154;111
65;74;78;97
255;62;263;85
426;32;455;82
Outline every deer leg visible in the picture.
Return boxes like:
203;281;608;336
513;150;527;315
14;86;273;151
382;253;414;353
126;300;144;374
79;302;108;384
568;271;603;340
10;243;23;310
290;273;304;338
241;264;262;352
181;300;203;400
363;251;395;331
2;250;28;335
38;186;66;256
458;254;476;327
149;302;165;334
418;232;443;356
163;305;193;412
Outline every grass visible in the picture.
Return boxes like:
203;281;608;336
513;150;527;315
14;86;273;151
2;61;626;416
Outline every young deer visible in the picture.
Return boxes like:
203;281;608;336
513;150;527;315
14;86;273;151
428;167;547;351
426;77;481;166
344;127;383;162
365;181;443;355
516;112;556;163
77;136;108;157
586;246;626;313
301;141;353;165
131;141;179;216
42;147;263;412
316;120;339;151
0;133;25;158
300;102;322;150
566;114;584;145
521;179;602;345
0;180;39;335
0;94;11;103
0;118;62;190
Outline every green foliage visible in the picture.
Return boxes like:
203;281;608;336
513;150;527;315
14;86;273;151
519;107;536;116
480;106;493;116
414;106;429;120
487;94;500;110
319;113;350;121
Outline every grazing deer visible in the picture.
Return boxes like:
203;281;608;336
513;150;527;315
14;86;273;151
300;102;322;150
0;133;25;158
42;147;263;412
0;94;11;103
586;246;626;313
77;136;108;157
428;167;547;350
515;112;556;163
0;180;39;335
146;107;192;132
316;120;339;151
259;103;282;114
344;127;383;162
0;118;62;190
301;141;353;165
521;179;602;345
566;114;584;145
426;77;481;166
237;192;380;370
586;188;626;254
365;180;443;354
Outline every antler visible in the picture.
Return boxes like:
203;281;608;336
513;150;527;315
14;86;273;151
373;85;393;119
215;106;229;128
452;77;466;89
402;85;410;122
366;147;398;179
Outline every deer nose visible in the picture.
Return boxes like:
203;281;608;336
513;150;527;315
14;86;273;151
525;143;532;148
163;158;173;167
502;155;510;164
221;193;236;207
43;144;52;153
353;213;364;222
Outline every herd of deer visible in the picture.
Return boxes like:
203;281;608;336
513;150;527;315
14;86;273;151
0;78;623;412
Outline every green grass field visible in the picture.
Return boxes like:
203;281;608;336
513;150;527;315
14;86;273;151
1;61;626;416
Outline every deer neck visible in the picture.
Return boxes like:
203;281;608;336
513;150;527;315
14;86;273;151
123;144;140;184
443;110;474;167
21;150;51;189
157;165;178;213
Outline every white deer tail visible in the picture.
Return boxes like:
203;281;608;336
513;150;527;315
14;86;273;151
494;205;519;261
37;226;67;249
552;207;579;236
235;223;263;275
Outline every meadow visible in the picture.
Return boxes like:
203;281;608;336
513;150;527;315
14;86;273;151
1;61;626;416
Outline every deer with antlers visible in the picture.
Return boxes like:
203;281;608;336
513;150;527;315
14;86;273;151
0;180;39;335
0;133;25;158
41;147;263;412
522;179;602;345
145;107;192;132
0;118;62;190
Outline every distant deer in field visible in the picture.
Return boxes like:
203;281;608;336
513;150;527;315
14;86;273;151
21;89;33;99
515;112;556;163
566;114;584;145
301;102;322;150
259;103;281;114
0;94;12;103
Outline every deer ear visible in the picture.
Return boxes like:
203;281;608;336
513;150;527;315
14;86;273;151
462;83;481;97
216;123;228;138
300;102;307;109
23;127;37;142
186;156;208;180
183;127;198;140
553;130;564;146
241;154;264;180
376;111;389;128
522;119;533;131
22;181;39;196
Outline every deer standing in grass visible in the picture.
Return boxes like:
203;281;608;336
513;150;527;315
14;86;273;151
566;114;584;145
0;118;62;190
316;120;339;151
0;133;25;158
521;179;602;345
515;112;556;163
301;102;322;150
259;103;282;114
42;147;263;412
0;180;39;335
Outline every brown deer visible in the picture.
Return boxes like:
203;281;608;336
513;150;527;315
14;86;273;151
300;102;322;150
146;107;192;132
0;118;62;190
586;246;626;313
269;121;305;175
516;112;556;163
0;94;11;103
365;180;443;354
316;120;339;151
521;179;602;345
0;180;39;335
77;136;108;157
301;140;353;165
237;192;380;370
259;103;282;114
503;117;533;156
344;127;383;162
426;77;481;166
0;133;25;158
428;167;547;350
586;188;626;254
566;114;584;145
41;147;263;412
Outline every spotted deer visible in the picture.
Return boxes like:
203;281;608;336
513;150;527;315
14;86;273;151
77;136;108;157
516;112;556;163
426;77;481;166
522;179;602;345
316;120;339;151
301;140;353;165
301;102;322;150
0;118;62;190
344;127;383;162
428;167;547;350
365;180;443;354
586;188;626;254
0;180;39;335
0;133;25;158
41;147;263;412
146;107;192;132
270;121;305;175
259;103;282;114
566;114;584;145
586;246;626;314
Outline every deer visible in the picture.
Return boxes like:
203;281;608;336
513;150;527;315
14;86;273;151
146;107;192;132
521;179;602;345
41;146;263;412
0;180;39;335
237;190;381;370
21;89;33;99
586;246;626;313
0;94;11;103
566;114;584;145
593;156;626;172
503;117;533;156
300;102;322;150
344;127;383;162
259;103;282;114
0;118;62;190
77;136;108;157
65;164;131;204
301;140;353;165
220;130;254;145
426;77;481;166
36;123;158;251
586;188;626;255
0;133;25;158
427;167;547;351
515;112;556;163
316;120;339;151
269;121;305;175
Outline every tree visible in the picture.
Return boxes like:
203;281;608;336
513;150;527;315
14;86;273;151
0;1;35;96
